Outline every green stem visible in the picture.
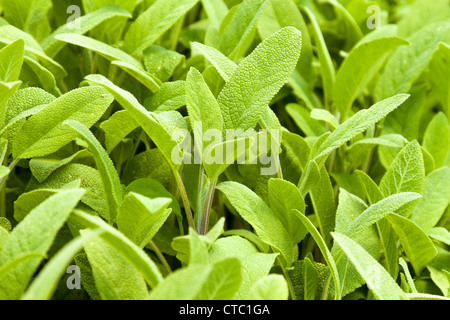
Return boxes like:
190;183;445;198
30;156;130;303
198;177;218;235
149;240;172;274
174;170;195;231
0;159;19;218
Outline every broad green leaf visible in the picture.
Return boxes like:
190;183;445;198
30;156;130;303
123;0;200;55
332;232;408;300
197;258;242;300
246;274;288;300
428;228;450;247
303;257;319;300
27;163;108;218
63;120;123;223
125;178;181;219
147;265;211;300
375;22;450;102
218;0;270;60
192;42;237;81
143;45;184;83
0;189;85;300
423;112;450;168
309;165;336;244
0;81;22;129
82;229;149;300
55;33;142;68
258;0;315;84
70;210;163;289
22;229;104;300
344;192;422;238
117;193;172;248
111;60;162;93
310;109;339;129
21;56;60;96
412;167;450;233
429;43;450;115
397;0;450;37
42;6;132;58
293;210;341;300
0;0;52;41
379;140;425;197
0;39;24;83
186;67;223;160
268;178;306;244
0;25;66;79
334;36;408;118
207;235;278;300
216;181;293;266
201;0;228;27
386;213;437;275
85;74;181;172
144;81;186;113
29;149;91;183
312;94;410;167
100;110;139;153
286;103;325;137
13;86;114;159
41;6;131;57
217;26;302;131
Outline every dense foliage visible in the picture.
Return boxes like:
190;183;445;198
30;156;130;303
0;0;449;301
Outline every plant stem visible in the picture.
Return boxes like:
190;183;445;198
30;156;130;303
174;170;195;230
148;240;172;274
198;177;218;235
0;159;19;218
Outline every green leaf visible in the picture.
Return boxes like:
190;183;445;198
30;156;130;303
375;22;450;102
0;189;86;300
70;210;163;289
301;6;335;107
117;193;172;248
428;228;450;247
0;0;52;41
207;235;278;300
63;120;123;223
379;140;425;197
429;43;450;115
246;274;288;300
386;213;437;275
185;67;223;159
268;178;306;244
191;42;237;82
85;74;181;172
42;5;132;58
147;264;211;300
201;0;228;27
82;229;149;300
216;181;293;266
332;232;408;300
197;258;242;300
423;112;450;168
217;26;302;131
13;86;113;159
99;110;138;153
312;94;410;167
144;81;186;113
0;39;24;83
334;36;408;118
123;0;200;55
293;210;341;300
111;60;162;93
55;33;142;68
218;0;270;60
143;45;184;83
303;257;319;300
0;25;66;79
22;229;104;300
412;167;450;232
